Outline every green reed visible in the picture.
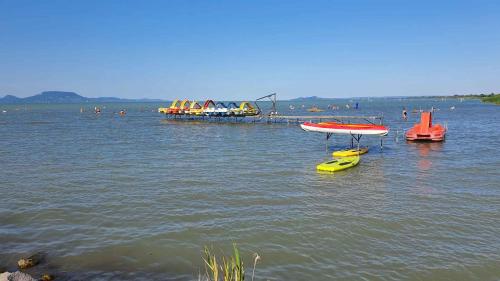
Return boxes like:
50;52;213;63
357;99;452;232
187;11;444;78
202;243;260;281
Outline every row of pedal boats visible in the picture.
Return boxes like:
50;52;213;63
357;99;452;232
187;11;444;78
158;99;258;117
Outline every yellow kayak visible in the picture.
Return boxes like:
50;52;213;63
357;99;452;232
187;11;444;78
332;147;369;157
316;156;360;172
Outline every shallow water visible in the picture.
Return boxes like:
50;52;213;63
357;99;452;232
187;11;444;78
1;98;499;280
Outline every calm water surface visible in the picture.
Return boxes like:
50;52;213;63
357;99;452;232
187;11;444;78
1;98;499;280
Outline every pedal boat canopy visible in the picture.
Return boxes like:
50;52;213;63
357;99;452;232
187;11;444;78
215;102;229;116
158;99;181;114
179;99;191;114
203;100;217;116
227;102;243;116
188;101;204;115
239;101;258;116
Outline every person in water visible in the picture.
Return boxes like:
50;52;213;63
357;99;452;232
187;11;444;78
402;107;408;120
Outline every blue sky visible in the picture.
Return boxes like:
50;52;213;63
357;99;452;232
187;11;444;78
1;0;499;100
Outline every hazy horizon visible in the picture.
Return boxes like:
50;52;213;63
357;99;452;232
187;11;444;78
1;0;499;100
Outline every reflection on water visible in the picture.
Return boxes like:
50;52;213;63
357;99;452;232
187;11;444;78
1;99;500;280
407;141;444;196
409;141;445;171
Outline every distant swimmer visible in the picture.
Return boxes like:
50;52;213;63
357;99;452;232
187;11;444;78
119;109;126;116
402;107;408;121
94;106;101;114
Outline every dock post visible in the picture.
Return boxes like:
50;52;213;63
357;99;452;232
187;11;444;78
326;133;332;152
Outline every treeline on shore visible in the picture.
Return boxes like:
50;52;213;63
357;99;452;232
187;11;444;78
450;93;500;105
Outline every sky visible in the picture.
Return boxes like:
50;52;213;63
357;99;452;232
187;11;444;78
1;0;499;100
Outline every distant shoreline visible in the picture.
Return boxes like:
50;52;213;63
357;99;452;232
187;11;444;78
2;91;498;105
453;93;500;105
0;91;165;104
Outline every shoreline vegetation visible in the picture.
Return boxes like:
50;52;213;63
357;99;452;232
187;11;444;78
0;245;259;281
477;93;500;105
445;93;500;105
202;244;260;281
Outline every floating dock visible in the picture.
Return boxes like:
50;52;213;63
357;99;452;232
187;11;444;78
160;114;384;125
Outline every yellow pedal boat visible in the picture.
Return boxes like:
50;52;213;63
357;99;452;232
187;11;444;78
332;147;369;157
316;156;360;172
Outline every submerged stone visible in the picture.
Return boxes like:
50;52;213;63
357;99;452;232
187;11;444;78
0;271;37;281
40;274;54;281
17;253;44;269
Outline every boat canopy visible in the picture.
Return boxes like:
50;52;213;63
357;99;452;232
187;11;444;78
161;99;181;114
216;102;227;109
203;100;216;109
190;101;202;109
239;101;258;115
180;99;191;109
239;101;254;110
169;99;180;108
227;102;239;109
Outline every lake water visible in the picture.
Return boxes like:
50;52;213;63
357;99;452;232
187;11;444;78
1;98;499;280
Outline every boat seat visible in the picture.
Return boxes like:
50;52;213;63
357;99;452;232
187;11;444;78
419;112;432;134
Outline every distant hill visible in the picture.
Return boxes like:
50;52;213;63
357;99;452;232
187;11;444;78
289;96;333;101
1;95;22;103
0;91;164;104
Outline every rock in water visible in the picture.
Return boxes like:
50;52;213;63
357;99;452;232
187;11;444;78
0;271;37;281
17;253;44;269
0;272;9;281
40;274;54;281
17;258;33;269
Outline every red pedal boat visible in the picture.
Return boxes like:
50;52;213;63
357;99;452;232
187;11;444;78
405;111;446;141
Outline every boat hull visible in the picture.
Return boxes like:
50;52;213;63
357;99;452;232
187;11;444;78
405;111;446;141
405;129;446;141
317;156;360;172
332;147;369;157
301;122;389;136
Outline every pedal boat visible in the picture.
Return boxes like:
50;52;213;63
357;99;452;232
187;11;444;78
228;102;244;116
158;99;181;114
405;111;446;141
214;102;229;116
239;101;258;116
188;101;204;115
307;106;324;112
178;99;191;115
202;100;217;116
